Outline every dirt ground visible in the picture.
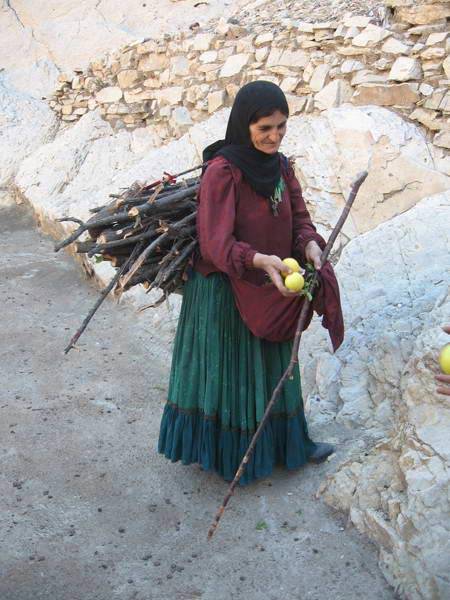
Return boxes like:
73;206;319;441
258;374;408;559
0;204;396;600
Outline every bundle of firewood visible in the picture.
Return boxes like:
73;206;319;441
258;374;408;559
55;165;202;353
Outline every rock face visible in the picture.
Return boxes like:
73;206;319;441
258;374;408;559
0;78;58;190
304;194;450;599
281;105;450;238
298;192;450;600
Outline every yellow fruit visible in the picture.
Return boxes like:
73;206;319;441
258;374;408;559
439;344;450;375
284;272;305;292
282;257;301;276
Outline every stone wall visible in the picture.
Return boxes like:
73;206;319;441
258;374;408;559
50;2;450;155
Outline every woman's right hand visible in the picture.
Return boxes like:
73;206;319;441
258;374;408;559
253;253;299;297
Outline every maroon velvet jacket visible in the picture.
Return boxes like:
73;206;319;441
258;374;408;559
194;155;344;350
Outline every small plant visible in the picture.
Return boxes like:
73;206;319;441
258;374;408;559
255;520;268;531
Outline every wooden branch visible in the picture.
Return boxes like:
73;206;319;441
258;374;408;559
161;239;197;283
58;217;84;226
87;227;158;257
74;240;96;253
63;242;144;354
117;212;197;292
207;169;368;540
127;184;198;218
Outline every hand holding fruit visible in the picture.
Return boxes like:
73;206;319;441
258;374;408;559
436;324;450;396
253;254;304;297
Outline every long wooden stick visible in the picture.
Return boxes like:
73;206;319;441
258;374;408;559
63;243;144;354
207;169;368;540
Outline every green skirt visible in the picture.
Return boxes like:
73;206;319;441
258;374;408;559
158;270;317;485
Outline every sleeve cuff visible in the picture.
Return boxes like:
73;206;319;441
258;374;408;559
244;248;257;271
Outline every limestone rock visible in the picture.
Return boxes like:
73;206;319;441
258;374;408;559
117;70;139;88
388;57;422;81
351;70;389;86
0;79;57;188
192;33;215;52
344;26;361;41
352;24;391;48
219;54;250;78
434;130;450;148
170;106;193;127
285;94;307;115
409;107;448;131
425;31;448;46
343;15;372;29
280;77;299;93
96;86;123;103
381;37;411;55
442;56;450;79
138;54;169;72
199;51;218;64
340;59;365;74
419;82;434;96
207;90;226;113
314;79;352;111
309;64;331;92
396;4;450;26
420;46;446;60
255;32;274;46
170;56;190;77
154;86;183;105
266;48;309;69
255;47;269;62
352;83;419;107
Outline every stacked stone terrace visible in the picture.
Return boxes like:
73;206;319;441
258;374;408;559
50;0;450;154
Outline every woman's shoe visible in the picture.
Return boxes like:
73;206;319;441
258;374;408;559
308;442;335;464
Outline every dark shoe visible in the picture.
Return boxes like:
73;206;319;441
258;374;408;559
308;442;335;464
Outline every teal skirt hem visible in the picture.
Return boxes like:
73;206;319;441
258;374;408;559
158;402;315;485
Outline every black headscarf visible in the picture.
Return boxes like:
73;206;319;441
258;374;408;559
202;80;289;200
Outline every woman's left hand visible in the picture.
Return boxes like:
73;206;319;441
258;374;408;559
305;240;322;270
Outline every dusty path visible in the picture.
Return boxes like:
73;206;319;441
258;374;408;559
0;205;395;600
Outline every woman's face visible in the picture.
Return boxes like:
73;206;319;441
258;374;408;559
248;109;288;154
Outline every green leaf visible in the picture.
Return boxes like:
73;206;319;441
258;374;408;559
93;254;104;264
255;520;268;531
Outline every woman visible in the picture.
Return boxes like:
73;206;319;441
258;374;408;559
158;81;341;484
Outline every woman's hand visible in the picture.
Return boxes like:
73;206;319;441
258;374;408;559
305;240;322;270
253;253;299;297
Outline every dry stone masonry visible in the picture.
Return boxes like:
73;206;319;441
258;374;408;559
50;0;450;159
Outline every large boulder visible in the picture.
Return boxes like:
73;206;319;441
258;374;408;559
304;193;450;431
317;290;450;599
301;193;450;599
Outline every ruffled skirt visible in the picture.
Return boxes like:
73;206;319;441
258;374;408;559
158;270;317;485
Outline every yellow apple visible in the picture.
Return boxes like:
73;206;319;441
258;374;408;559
439;344;450;375
282;257;301;275
284;272;305;292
